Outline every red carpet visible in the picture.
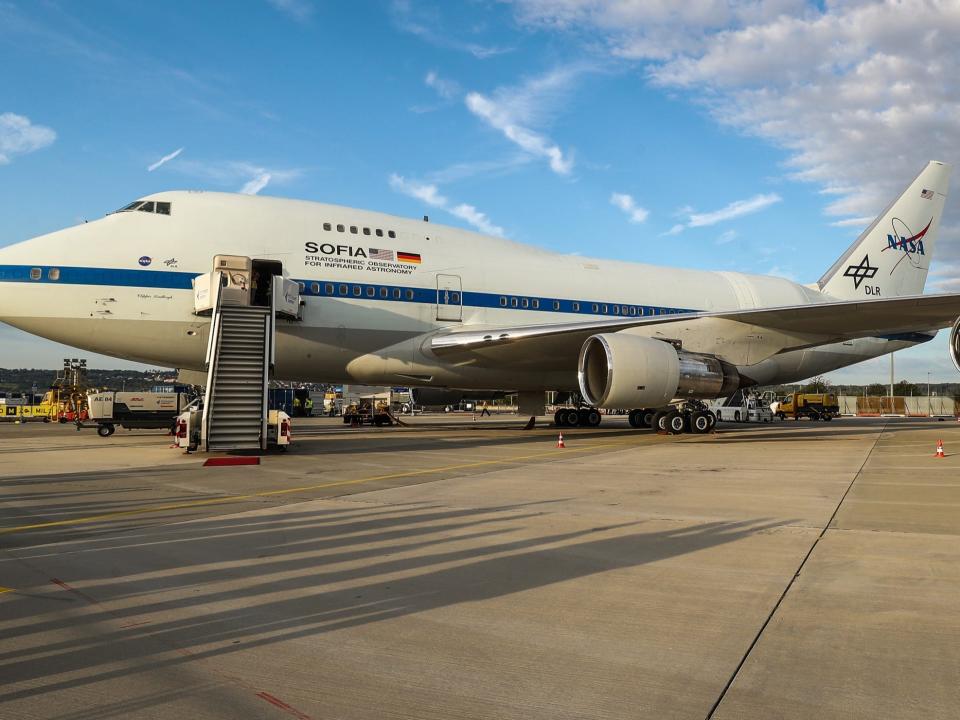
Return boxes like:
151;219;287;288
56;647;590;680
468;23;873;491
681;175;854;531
203;457;261;467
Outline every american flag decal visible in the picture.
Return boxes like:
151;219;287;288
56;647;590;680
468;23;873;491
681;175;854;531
368;248;395;261
921;188;934;199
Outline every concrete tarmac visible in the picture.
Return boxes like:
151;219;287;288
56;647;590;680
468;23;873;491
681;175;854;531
1;414;958;719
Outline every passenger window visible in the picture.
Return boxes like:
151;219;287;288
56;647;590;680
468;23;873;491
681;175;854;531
394;288;402;299
325;283;334;294
350;226;358;234
450;292;460;304
337;224;345;232
510;298;518;308
366;287;375;297
138;201;155;213
323;222;331;231
353;286;362;296
156;202;171;215
388;230;396;239
48;268;60;281
405;289;414;300
572;302;580;312
30;268;41;280
602;304;608;314
363;227;371;236
532;299;540;309
552;300;560;311
500;297;507;307
613;306;620;315
311;282;320;294
380;287;388;298
629;307;637;316
339;284;348;295
521;298;529;308
376;229;383;237
591;303;599;313
297;282;305;292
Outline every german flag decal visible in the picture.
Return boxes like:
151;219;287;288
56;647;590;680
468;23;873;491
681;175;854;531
397;251;422;264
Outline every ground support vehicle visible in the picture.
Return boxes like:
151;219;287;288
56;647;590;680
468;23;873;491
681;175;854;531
87;391;195;437
710;391;775;423
174;403;291;452
342;401;395;426
775;392;840;421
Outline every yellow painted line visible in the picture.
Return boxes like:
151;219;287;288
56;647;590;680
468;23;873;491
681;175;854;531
0;587;13;594
0;439;633;536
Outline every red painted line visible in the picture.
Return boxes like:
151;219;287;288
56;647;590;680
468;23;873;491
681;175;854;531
204;457;261;467
50;578;98;605
256;692;312;720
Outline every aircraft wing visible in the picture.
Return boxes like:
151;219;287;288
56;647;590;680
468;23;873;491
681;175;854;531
430;292;960;365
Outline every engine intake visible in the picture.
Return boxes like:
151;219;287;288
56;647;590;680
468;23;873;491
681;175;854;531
950;317;960;373
578;333;741;409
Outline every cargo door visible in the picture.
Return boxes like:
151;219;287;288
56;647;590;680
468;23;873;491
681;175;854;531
436;274;462;322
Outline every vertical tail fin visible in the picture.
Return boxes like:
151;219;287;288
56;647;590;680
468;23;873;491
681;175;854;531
819;161;951;299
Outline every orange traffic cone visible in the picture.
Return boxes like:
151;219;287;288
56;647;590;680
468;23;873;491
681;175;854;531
557;432;565;449
935;439;945;458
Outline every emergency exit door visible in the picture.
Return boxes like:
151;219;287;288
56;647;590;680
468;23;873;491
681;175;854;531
436;274;462;321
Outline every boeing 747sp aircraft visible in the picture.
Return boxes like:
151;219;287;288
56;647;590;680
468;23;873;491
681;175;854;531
2;161;959;432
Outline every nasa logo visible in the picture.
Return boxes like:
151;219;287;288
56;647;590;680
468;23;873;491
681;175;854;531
138;256;152;267
304;242;368;258
882;218;931;270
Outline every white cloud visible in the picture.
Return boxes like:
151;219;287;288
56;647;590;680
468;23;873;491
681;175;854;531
609;192;649;223
147;147;184;172
391;1;510;58
241;172;272;195
662;224;685;236
716;229;737;244
389;174;505;236
829;216;873;228
766;265;799;282
0;112;56;165
688;193;781;227
466;92;573;175
425;71;460;100
266;0;313;21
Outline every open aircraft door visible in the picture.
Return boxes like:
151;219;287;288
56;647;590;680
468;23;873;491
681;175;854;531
436;274;462;322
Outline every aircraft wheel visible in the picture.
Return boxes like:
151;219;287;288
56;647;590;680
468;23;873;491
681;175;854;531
653;410;670;431
810;412;820;421
690;411;711;434
823;414;833;422
706;411;717;429
564;409;580;427
97;424;115;437
641;409;656;427
734;410;741;422
628;409;643;428
587;409;601;427
665;412;685;434
554;410;563;426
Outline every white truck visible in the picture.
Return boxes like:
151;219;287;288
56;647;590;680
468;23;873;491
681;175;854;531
87;391;195;436
709;390;775;424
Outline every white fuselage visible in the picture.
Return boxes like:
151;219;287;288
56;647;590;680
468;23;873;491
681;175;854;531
0;191;928;390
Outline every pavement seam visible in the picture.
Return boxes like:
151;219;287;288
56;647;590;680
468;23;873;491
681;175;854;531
703;422;887;720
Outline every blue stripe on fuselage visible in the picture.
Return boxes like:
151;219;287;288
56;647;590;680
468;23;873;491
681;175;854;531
0;264;695;318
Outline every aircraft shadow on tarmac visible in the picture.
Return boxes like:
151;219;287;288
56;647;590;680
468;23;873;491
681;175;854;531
0;499;792;712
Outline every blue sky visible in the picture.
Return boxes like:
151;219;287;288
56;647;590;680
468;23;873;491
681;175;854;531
2;0;959;385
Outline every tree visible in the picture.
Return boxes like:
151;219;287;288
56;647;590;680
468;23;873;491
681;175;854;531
804;376;832;393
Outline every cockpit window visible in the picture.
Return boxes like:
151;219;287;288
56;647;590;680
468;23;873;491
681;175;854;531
114;200;172;215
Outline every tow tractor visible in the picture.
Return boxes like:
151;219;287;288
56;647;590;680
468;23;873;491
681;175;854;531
87;390;196;437
173;399;292;452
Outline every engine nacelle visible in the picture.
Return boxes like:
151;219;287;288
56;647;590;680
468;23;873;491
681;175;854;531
577;334;741;409
950;317;960;373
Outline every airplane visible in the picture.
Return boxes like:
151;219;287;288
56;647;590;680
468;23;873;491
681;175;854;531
1;160;959;433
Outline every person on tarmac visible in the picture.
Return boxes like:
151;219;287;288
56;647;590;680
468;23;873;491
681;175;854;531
304;396;313;417
479;401;491;417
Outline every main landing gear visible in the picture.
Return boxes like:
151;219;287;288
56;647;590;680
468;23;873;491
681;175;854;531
627;400;716;435
553;406;602;428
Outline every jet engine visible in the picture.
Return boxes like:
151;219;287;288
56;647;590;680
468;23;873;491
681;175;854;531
577;333;741;409
950;317;960;373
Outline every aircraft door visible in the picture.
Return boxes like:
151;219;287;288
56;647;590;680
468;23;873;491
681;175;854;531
436;274;462;322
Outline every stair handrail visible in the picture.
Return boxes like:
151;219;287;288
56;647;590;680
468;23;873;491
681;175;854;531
200;271;225;451
260;287;276;450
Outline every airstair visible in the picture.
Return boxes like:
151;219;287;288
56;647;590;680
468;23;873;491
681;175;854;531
193;255;300;451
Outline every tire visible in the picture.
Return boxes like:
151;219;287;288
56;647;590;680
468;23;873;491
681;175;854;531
587;409;601;427
554;410;563;427
706;411;717;429
690;411;711;434
653;410;670;431
666;412;685;434
97;424;115;437
628;409;643;428
641;409;656;428
734;411;741;422
810;412;820;421
823;414;833;422
564;409;580;427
